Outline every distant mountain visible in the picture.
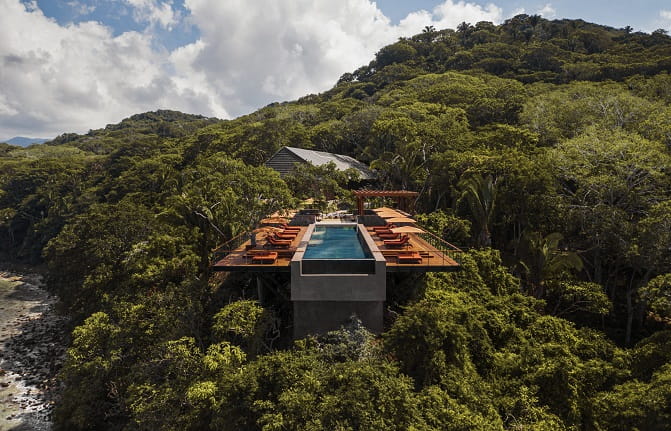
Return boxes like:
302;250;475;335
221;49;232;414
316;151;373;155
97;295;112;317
4;137;50;147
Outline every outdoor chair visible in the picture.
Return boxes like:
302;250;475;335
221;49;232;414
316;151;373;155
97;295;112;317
377;232;401;239
373;223;397;232
397;251;422;263
274;232;297;240
251;251;278;263
383;235;410;248
266;236;292;247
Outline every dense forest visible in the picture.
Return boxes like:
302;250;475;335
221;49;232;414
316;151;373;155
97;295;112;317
1;15;671;430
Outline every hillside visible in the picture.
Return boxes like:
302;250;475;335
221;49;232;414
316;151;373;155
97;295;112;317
46;110;221;154
342;17;671;87
1;16;670;431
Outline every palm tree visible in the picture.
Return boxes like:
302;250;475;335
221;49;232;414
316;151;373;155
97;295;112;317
516;231;584;298
457;173;496;247
422;25;437;43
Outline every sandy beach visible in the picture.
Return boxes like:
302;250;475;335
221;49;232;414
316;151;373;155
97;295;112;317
0;271;67;431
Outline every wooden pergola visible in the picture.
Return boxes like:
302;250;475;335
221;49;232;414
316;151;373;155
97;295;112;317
353;190;419;216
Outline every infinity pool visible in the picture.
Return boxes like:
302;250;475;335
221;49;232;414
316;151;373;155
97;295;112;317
303;225;372;259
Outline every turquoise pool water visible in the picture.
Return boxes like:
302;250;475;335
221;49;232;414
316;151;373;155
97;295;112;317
304;225;372;259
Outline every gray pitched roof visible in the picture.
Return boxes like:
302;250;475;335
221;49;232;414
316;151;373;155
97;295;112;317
267;146;376;180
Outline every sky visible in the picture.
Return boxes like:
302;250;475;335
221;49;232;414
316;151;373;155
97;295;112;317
1;0;670;141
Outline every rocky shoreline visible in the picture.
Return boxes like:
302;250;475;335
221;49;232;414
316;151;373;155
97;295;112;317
0;270;68;431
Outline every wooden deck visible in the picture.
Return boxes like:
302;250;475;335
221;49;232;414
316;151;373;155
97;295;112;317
211;227;308;272
369;231;460;273
212;225;460;273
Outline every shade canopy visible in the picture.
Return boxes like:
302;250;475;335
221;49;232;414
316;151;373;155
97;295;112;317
391;226;425;233
373;207;397;213
378;212;403;218
260;216;289;225
253;227;283;238
385;217;417;223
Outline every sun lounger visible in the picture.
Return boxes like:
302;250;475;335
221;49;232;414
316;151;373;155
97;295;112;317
397;251;421;263
373;223;396;232
383;235;410;248
266;236;292;247
251;251;278;263
273;232;297;240
280;224;300;231
377;232;401;239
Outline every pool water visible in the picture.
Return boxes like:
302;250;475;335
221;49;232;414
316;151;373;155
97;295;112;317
304;225;372;259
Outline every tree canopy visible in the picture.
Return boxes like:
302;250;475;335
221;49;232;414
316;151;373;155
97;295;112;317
1;16;671;431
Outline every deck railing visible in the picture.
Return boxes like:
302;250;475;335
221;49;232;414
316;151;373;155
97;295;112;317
414;228;464;265
211;231;252;263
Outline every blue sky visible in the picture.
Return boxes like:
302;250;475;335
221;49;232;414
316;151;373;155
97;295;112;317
32;0;200;50
36;0;671;49
2;0;670;140
35;0;671;33
378;0;670;31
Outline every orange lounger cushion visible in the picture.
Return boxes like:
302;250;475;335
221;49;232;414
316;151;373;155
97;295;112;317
274;232;297;239
397;251;421;263
383;235;410;247
266;236;291;247
251;252;278;263
377;233;400;239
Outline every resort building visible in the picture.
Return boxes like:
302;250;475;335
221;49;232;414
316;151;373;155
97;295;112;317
212;207;460;339
265;146;376;180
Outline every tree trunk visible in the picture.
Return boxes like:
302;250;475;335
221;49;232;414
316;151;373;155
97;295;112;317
625;271;636;346
434;191;444;211
593;249;602;285
479;225;492;248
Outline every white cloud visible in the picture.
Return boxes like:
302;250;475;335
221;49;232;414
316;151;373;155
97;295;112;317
637;9;671;33
67;1;96;17
537;4;556;19
177;0;505;118
177;0;395;116
0;0;208;139
0;0;507;139
661;10;671;23
125;0;178;30
650;9;671;33
418;0;503;29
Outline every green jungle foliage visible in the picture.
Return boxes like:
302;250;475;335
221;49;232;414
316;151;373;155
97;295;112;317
1;16;671;430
